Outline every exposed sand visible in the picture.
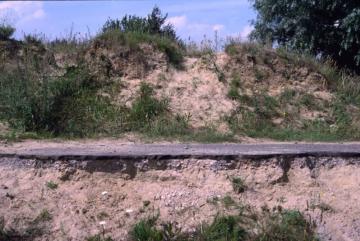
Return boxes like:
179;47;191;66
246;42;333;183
1;157;359;240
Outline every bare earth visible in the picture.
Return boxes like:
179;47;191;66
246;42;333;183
1;156;360;241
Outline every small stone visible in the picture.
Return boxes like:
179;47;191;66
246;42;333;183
125;209;134;213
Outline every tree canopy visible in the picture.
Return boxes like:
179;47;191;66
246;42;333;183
250;0;360;73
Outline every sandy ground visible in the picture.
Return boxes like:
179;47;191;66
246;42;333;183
1;157;360;240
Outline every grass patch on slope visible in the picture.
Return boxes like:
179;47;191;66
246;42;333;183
224;42;360;142
96;30;184;68
129;207;318;241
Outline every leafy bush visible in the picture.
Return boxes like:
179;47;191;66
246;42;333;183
99;7;184;68
102;6;178;42
0;23;15;41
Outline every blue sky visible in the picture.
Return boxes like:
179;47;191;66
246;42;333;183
0;0;256;42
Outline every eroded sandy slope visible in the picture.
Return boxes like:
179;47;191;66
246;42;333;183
1;157;360;240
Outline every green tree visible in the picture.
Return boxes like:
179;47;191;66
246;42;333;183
0;22;15;41
250;0;360;73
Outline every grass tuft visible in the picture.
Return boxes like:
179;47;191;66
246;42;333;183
232;177;246;194
46;181;58;190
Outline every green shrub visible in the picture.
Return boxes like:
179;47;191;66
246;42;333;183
0;23;15;41
102;6;178;42
130;218;163;241
128;83;168;129
232;177;246;193
97;30;184;68
196;216;247;241
0;66;124;137
254;210;318;241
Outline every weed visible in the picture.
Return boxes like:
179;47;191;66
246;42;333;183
33;209;52;224
46;181;58;190
86;234;114;241
299;94;317;110
254;209;318;241
0;65;125;138
128;83;168;129
222;195;237;209
227;75;242;100
130;217;162;241
254;68;269;82
129;208;318;241
196;215;247;241
231;177;246;194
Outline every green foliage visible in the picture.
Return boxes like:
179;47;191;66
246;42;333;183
102;6;178;42
23;33;44;46
227;75;242;100
99;6;184;68
128;83;168;129
251;0;360;73
222;196;237;209
46;181;58;190
0;22;15;41
129;208;317;241
97;30;183;68
232;177;246;194
0;66;124;137
33;209;52;224
0;217;23;241
197;216;247;241
130;218;163;241
86;234;114;241
254;210;318;241
299;94;317;110
226;89;360;141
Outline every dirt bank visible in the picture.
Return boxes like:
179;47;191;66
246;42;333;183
1;156;359;240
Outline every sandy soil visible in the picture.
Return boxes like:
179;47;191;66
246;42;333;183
1;157;360;241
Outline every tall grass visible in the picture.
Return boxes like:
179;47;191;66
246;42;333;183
130;208;318;241
0;65;125;137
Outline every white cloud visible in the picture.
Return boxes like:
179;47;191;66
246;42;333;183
0;1;45;24
166;15;187;29
240;25;254;40
166;15;224;39
212;24;224;32
166;0;249;13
